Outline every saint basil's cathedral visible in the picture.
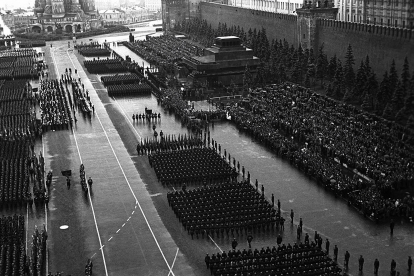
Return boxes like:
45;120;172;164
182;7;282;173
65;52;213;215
32;0;102;33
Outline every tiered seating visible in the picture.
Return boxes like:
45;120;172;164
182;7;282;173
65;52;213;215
206;242;342;276
229;83;414;220
83;59;128;74
149;147;235;186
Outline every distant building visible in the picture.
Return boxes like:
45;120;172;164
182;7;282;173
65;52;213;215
145;0;161;11
335;0;414;29
122;6;152;23
99;9;126;24
30;0;102;33
0;11;34;31
229;0;303;14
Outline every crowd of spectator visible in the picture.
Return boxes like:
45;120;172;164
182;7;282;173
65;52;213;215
124;35;203;73
228;83;414;221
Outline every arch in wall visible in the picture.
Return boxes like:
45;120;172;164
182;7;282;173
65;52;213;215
76;24;81;32
65;24;73;33
46;26;53;32
32;25;41;33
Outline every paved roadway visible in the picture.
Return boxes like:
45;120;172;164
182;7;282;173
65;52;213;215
44;42;196;275
38;25;414;276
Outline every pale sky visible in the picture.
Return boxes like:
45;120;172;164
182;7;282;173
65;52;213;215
0;0;33;10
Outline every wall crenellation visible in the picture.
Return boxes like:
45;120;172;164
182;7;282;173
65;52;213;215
199;2;413;74
318;18;414;40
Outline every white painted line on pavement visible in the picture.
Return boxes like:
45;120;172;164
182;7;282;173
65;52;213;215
112;97;142;140
167;248;179;276
116;229;120;234
54;48;109;276
122;223;126;227
132;210;135;214
41;134;48;276
108;237;113;242
67;50;176;276
127;217;131;221
208;235;223;253
25;204;28;255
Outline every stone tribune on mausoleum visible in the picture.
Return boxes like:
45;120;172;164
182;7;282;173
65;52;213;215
183;36;261;86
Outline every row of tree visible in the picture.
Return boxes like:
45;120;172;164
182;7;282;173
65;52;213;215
173;18;414;129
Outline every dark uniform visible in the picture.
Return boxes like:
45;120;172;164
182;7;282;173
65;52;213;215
344;251;350;268
374;258;379;274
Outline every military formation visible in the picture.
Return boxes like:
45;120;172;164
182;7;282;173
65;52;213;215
137;133;202;155
38;79;72;131
205;242;342;276
83;59;128;74
0;49;38;80
168;180;277;238
150;147;235;186
76;43;111;57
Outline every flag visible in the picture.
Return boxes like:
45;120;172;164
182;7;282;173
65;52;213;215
61;170;72;177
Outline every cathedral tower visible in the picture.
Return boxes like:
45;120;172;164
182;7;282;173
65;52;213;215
51;0;65;15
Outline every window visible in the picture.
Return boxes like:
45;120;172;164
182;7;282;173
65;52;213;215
387;19;390;26
303;33;305;39
374;18;376;24
395;20;398;27
381;18;383;25
403;21;405;28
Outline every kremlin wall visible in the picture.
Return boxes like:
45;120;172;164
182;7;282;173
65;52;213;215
198;2;414;75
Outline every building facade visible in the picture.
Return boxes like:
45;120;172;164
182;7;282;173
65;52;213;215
31;0;101;33
123;6;152;23
145;0;162;11
335;0;414;29
229;0;303;14
99;9;126;24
